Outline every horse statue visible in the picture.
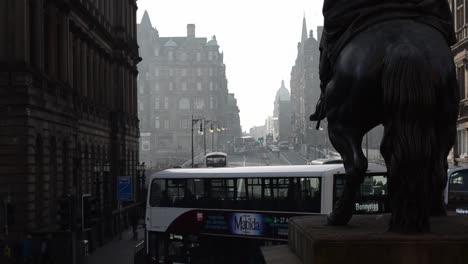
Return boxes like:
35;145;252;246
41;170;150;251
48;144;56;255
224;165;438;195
310;0;459;233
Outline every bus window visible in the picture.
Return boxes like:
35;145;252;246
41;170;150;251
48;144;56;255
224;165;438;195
448;169;468;212
167;179;186;207
333;174;389;214
205;178;236;208
246;178;262;199
276;178;290;199
206;156;227;167
300;178;321;213
449;170;468;191
263;179;273;198
150;179;167;207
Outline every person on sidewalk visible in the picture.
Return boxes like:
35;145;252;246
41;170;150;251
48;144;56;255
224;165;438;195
22;234;32;264
131;210;138;241
40;234;52;264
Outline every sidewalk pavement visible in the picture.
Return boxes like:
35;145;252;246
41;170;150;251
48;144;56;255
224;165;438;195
88;226;145;264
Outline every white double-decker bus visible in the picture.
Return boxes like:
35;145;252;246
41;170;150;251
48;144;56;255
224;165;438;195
144;164;388;263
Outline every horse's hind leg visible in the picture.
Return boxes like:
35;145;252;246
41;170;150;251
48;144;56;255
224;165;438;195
327;122;368;225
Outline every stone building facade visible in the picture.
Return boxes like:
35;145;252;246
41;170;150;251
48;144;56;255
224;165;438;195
290;17;324;149
0;0;140;257
273;80;291;142
449;0;468;163
137;12;241;165
289;17;384;160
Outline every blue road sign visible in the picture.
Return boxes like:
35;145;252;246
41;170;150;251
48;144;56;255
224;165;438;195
117;176;133;201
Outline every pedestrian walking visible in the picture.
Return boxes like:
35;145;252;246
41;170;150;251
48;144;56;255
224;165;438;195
22;234;32;264
131;209;138;241
40;234;52;264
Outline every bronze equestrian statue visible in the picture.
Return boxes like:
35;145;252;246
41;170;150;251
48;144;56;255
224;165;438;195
310;0;459;233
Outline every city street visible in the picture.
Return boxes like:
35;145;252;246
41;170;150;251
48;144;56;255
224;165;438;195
227;149;308;167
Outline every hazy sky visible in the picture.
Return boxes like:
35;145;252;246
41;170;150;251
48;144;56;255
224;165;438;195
136;0;324;132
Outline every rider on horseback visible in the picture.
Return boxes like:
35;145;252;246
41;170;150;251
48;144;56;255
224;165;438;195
310;0;456;123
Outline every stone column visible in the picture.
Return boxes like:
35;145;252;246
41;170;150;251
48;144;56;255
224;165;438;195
73;36;81;92
88;48;94;100
81;40;87;97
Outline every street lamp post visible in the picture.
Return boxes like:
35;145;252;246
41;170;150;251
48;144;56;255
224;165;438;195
191;116;203;168
93;162;103;246
103;162;110;238
209;122;215;153
203;120;212;157
136;162;146;203
93;163;102;213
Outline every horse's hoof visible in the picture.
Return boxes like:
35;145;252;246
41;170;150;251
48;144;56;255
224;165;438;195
327;211;352;226
309;112;325;121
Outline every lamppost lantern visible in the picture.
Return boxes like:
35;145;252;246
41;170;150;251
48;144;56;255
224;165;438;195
136;162;146;172
191;116;203;168
198;124;204;135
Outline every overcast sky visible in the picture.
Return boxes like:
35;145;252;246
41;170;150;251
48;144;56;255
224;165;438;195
136;0;324;132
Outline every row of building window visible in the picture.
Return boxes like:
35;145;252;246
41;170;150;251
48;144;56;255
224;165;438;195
154;50;218;62
454;0;466;31
152;118;200;130
139;82;219;93
138;97;217;111
145;67;221;77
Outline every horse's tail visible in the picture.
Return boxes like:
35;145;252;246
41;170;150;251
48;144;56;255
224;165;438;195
381;43;441;232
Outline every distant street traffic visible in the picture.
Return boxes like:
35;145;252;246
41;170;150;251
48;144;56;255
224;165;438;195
227;149;308;167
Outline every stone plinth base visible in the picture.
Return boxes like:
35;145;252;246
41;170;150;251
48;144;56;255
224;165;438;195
266;214;468;264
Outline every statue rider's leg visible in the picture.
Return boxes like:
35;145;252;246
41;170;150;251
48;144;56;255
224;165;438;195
310;48;332;122
327;123;368;225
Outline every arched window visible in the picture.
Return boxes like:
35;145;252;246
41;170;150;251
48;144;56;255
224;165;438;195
210;96;214;109
195;98;205;109
179;98;190;110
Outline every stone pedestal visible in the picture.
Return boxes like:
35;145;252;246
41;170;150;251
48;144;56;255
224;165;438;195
263;215;468;264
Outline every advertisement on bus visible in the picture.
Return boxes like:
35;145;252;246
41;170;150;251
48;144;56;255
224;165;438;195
167;209;305;241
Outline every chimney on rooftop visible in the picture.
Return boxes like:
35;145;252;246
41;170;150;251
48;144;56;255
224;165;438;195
187;24;195;38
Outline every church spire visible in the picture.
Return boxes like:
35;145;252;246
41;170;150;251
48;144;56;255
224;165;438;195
141;10;152;28
301;15;308;43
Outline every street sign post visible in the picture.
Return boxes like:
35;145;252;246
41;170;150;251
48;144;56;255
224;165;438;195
117;176;133;240
117;176;133;201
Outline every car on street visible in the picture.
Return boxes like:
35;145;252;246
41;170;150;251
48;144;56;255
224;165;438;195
278;141;289;150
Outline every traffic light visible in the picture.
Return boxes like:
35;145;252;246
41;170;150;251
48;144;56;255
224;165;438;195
227;140;231;144
257;137;264;144
82;195;98;231
57;196;71;230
